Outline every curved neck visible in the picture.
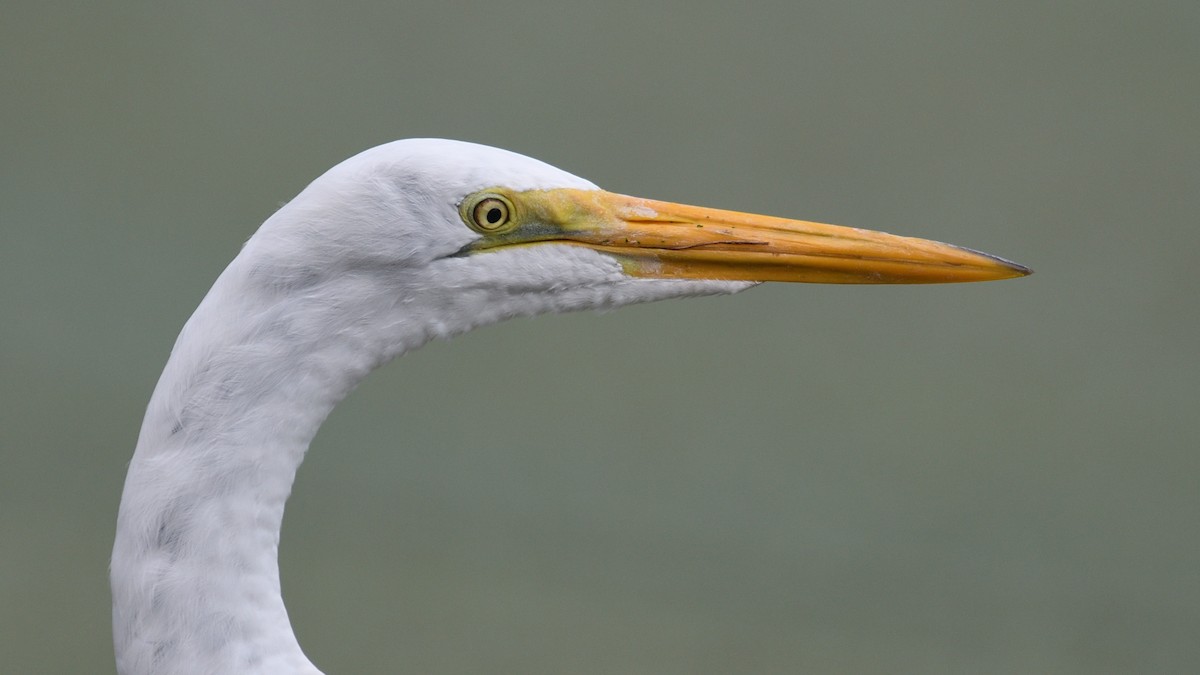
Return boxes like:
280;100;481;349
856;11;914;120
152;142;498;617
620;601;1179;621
110;254;427;675
109;198;704;673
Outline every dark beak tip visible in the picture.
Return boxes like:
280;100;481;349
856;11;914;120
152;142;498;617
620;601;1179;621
951;243;1032;278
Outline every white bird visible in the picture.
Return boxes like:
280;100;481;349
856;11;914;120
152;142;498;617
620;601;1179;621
111;138;1028;674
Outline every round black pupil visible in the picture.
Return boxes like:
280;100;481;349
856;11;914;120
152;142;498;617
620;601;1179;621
485;207;503;224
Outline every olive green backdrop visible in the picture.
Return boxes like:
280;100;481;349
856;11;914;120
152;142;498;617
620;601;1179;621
2;2;1196;672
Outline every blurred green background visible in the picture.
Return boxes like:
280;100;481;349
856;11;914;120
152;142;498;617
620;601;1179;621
2;2;1197;672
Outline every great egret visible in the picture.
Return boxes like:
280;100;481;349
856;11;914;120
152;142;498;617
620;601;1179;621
111;138;1028;674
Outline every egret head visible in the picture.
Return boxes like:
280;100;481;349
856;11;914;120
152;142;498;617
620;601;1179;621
238;138;1028;341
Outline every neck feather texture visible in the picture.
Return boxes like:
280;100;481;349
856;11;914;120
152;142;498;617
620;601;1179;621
110;250;431;675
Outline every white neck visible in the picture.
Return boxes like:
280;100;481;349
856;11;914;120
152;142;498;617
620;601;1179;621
110;174;747;673
110;249;433;675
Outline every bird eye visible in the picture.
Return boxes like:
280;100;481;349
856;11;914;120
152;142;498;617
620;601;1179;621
469;196;513;232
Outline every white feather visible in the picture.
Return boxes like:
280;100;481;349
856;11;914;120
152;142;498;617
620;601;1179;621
111;139;750;674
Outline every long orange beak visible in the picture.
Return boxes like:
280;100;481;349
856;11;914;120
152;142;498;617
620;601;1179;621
468;188;1031;284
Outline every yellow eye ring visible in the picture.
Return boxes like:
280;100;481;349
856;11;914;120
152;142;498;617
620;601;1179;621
464;193;515;233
